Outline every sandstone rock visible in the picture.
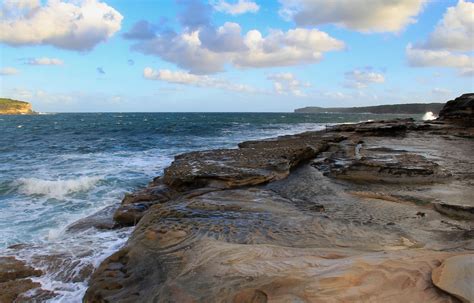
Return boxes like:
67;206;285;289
0;279;41;302
0;257;42;283
313;141;449;184
162;147;317;191
113;182;178;226
67;204;118;231
432;254;474;303
0;257;50;302
434;203;474;220
328;118;416;136
85;103;474;302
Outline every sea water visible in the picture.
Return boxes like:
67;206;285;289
0;112;418;301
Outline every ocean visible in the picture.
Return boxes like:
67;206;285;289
0;112;420;301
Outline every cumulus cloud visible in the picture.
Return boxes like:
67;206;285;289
143;67;258;93
127;0;344;74
133;25;344;74
406;46;474;76
344;69;385;89
26;57;63;65
279;0;428;33
422;0;473;51
234;28;345;68
0;67;19;75
199;22;248;53
0;0;123;51
406;45;471;68
267;73;309;97
211;0;259;15
406;1;473;77
134;31;230;74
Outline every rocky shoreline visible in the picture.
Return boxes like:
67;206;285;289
2;94;473;302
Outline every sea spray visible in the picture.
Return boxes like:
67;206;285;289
422;111;437;121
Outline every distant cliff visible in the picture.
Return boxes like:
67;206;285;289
0;98;35;115
294;103;444;114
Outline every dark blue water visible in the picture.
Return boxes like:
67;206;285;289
0;112;419;301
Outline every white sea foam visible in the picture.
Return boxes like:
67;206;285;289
16;176;102;199
423;111;437;121
9;227;132;303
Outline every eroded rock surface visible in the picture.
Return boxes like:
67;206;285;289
84;98;474;303
432;254;474;303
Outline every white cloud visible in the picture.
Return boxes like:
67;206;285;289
0;67;19;75
406;45;473;76
135;31;231;74
267;73;309;97
234;28;345;68
199;22;248;53
0;0;123;51
344;69;385;89
422;0;474;51
279;0;428;33
212;0;259;15
143;68;258;93
406;1;473;77
2;88;74;104
134;25;344;74
27;57;64;65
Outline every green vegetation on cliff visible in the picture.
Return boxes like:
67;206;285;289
294;103;445;114
0;98;34;115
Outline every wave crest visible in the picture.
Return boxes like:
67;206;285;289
15;176;101;199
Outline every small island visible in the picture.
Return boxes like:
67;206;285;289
0;98;35;115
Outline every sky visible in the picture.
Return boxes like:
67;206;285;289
0;0;473;112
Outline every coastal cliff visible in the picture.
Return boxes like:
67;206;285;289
82;94;473;302
0;98;35;115
295;102;445;114
1;95;473;302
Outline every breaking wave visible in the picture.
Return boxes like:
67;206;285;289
15;176;102;199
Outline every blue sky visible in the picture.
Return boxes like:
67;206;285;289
0;0;473;112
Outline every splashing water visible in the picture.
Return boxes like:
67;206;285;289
422;111;437;121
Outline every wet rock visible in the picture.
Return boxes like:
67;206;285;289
0;279;41;303
0;257;52;302
0;257;42;283
432;254;474;303
113;182;178;226
67;204;119;231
